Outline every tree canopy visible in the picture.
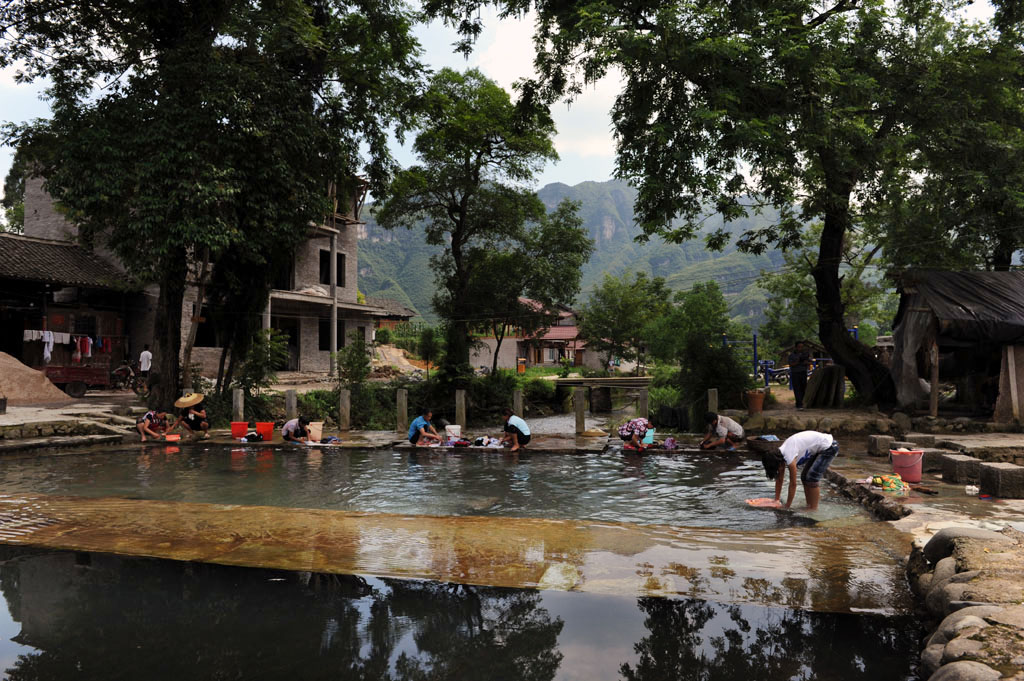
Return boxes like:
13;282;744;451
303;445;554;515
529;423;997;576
375;68;585;380
1;0;422;406
427;0;1024;404
578;272;671;372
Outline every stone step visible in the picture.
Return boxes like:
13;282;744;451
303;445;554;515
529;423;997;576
979;461;1024;499
904;432;937;447
942;454;982;484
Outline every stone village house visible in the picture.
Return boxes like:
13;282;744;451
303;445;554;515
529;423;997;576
0;177;412;388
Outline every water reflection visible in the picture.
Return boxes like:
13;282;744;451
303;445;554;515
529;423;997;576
0;548;917;681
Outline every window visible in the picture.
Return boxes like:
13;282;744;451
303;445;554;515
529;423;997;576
546;347;557;363
319;251;347;287
318;319;347;351
274;258;293;291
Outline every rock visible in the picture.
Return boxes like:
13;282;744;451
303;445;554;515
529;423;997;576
743;413;765;431
875;418;891;433
942;637;986;663
949;570;983;584
892;411;912;434
928;582;969;617
924;528;1015;563
922;644;946;676
907;432;938;446
929;610;991;647
985;605;1024;629
916;572;935;597
942;454;982;484
923;448;954;472
979;461;1024;499
817;417;834;433
868;434;896;457
933;556;957;584
927;660;1001;681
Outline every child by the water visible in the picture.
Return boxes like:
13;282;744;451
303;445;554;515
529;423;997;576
761;430;839;511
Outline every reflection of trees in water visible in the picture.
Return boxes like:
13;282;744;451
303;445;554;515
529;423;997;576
620;597;918;681
0;551;563;681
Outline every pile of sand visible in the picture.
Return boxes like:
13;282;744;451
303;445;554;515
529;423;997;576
0;352;74;405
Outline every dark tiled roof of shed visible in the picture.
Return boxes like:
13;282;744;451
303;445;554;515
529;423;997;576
365;296;416;318
0;233;126;289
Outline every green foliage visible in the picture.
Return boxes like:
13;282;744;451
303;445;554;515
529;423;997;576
557;357;573;378
645;281;732;364
337;331;371;389
578;272;672;373
235;329;289;398
678;344;754;412
297;390;340;428
418;327;441;378
523;378;556;403
374;327;392;345
649;385;683;416
1;145;29;233
374;68;561;375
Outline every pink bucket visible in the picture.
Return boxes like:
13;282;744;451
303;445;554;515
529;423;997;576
890;450;924;484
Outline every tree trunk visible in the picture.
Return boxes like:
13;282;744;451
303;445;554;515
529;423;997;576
149;254;188;409
491;322;506;375
215;343;230;396
812;178;897;405
181;247;211;392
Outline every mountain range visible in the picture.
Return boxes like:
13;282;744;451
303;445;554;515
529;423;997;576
356;179;787;328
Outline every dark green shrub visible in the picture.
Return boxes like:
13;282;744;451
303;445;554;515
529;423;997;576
375;327;392;345
523;377;556;403
678;342;754;411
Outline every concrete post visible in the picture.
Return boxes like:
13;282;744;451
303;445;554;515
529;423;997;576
329;232;338;376
707;388;719;414
262;300;271;331
396;388;409;435
232;388;244;422
638;388;649;420
575;387;586;434
338;388;351;431
285;389;298;421
930;342;940;419
513;389;523;417
455;389;467;429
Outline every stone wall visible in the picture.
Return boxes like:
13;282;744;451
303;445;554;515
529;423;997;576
292;229;358;304
23;177;77;241
470;338;521;370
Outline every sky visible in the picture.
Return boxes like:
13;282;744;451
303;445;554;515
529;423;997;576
0;3;995;205
0;8;618;206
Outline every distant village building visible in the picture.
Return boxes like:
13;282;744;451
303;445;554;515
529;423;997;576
0;176;413;387
469;299;604;371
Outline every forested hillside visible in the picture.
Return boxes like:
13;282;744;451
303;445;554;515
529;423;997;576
358;179;786;327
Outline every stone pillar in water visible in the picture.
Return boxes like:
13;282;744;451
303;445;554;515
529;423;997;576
338;389;351;431
513;389;523;417
638;388;649;420
575;387;586;434
455;389;467;428
707;388;718;414
285;389;298;421
232;389;244;422
396;389;409;435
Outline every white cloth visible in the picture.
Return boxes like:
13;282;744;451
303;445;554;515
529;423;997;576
41;330;54;364
715;415;744;438
779;431;835;465
56;332;71;344
139;350;152;372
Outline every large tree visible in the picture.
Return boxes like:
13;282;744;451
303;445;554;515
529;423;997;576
374;67;562;379
467;199;594;374
427;0;1024;404
578;272;671;373
1;0;421;407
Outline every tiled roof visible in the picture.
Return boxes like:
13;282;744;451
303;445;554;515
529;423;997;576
0;233;127;289
365;296;416;319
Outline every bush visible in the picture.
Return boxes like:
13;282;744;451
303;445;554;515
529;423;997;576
523;377;556;403
649;385;682;415
375;327;392;345
677;341;754;411
298;389;340;427
580;367;610;378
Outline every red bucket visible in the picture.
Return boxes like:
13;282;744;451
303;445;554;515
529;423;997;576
255;422;274;440
890;450;924;484
230;421;249;438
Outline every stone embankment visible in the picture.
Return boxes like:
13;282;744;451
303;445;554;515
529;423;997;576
908;527;1024;681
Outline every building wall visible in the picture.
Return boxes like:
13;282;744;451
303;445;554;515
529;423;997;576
23;177;78;241
470;337;522;371
292;228;358;304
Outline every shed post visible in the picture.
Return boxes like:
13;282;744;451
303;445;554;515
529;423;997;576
232;388;244;423
455;390;467;429
285;389;298;421
397;389;409;435
707;388;719;414
513;389;523;417
338;388;351;431
929;342;939;418
574;388;586;434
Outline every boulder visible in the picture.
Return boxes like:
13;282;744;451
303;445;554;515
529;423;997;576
979;461;1024;499
942;454;982;484
928;609;1001;647
933;556;957;584
922;644;945;676
927;661;1000;681
892;411;912;434
923;527;1015;563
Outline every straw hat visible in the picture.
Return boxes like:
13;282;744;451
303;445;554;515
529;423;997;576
174;392;205;408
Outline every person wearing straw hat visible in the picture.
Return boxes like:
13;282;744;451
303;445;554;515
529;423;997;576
170;392;209;439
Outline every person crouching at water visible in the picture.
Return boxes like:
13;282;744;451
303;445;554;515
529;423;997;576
136;409;168;442
700;411;744;450
618;417;652;450
500;408;531;451
282;415;314;444
761;430;839;511
408;408;442;446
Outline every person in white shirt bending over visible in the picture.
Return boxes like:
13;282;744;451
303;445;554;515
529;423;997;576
761;430;839;511
500;408;531;451
700;411;744;450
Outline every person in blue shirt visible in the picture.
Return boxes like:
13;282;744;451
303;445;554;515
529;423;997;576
500;407;531;451
408;407;442;446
